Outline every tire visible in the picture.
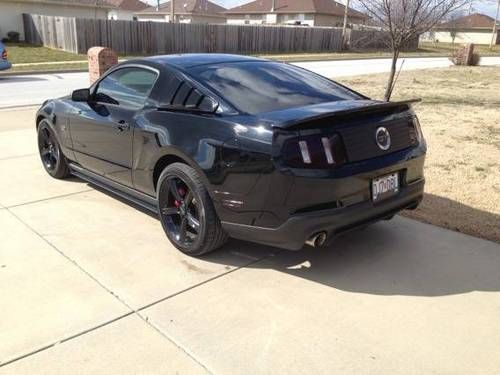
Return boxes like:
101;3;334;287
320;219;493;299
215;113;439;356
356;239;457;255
157;162;228;256
37;120;70;179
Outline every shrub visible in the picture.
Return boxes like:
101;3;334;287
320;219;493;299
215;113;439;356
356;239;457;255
7;31;20;43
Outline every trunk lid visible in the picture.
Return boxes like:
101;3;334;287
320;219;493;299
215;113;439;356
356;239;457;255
269;99;420;167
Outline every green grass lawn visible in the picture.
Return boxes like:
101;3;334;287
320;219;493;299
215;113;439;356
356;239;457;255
1;41;499;74
4;43;87;64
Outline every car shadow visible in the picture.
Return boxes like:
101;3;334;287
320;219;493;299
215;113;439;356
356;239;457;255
87;182;500;297
214;217;500;297
402;192;500;243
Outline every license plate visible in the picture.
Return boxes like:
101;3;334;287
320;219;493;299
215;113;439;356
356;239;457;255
372;172;399;202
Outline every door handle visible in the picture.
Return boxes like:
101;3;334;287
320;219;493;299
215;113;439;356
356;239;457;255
115;120;130;132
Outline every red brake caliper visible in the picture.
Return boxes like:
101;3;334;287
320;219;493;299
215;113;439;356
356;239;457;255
174;188;186;208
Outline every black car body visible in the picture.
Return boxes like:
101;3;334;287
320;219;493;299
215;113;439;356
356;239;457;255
36;54;426;255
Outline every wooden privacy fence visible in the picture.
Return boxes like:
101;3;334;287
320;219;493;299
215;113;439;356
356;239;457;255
23;14;418;55
74;18;345;55
23;14;79;53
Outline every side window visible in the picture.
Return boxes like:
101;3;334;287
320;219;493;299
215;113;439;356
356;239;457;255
95;67;158;109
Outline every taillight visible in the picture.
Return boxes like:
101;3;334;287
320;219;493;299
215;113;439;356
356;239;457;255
1;49;7;60
282;133;346;169
410;117;423;145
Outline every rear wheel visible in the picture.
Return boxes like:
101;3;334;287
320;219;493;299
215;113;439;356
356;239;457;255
37;120;70;179
157;163;228;256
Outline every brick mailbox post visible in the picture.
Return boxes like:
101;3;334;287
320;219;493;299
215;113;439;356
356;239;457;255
452;43;476;66
88;47;118;84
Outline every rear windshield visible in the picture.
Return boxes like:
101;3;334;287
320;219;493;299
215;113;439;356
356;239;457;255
188;61;361;114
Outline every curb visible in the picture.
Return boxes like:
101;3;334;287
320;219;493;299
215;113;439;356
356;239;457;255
0;69;87;77
0;104;41;110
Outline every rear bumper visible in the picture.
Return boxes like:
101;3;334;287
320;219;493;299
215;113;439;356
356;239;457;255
222;178;424;250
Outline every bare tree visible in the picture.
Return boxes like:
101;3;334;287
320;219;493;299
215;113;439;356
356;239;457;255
446;10;465;46
356;0;471;101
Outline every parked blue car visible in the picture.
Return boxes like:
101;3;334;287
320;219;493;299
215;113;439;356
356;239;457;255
0;41;12;71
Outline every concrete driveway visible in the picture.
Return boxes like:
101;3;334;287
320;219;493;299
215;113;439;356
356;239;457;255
1;107;500;374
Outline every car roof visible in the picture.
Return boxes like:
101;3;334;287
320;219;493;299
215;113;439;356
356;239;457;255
142;53;268;69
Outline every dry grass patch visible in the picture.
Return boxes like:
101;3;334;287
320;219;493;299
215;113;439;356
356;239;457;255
338;66;500;243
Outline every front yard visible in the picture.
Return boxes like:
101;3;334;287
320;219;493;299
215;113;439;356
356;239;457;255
338;66;500;243
2;41;499;74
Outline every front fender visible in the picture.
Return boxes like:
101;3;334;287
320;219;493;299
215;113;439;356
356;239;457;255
36;100;76;162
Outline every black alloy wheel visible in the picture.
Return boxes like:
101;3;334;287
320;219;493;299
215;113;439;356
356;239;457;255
161;176;201;247
157;163;228;256
39;126;59;171
37;121;69;179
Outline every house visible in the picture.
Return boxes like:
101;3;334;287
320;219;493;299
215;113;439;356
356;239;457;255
421;13;499;45
135;0;227;24
107;0;149;20
0;0;115;40
224;0;368;27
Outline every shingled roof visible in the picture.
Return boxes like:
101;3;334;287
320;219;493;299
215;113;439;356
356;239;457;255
28;0;116;8
439;13;499;30
107;0;149;11
225;0;368;19
138;0;227;16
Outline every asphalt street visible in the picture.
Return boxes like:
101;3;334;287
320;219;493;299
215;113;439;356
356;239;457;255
1;56;500;109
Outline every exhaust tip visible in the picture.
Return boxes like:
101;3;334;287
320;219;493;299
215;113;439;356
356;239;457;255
305;232;327;248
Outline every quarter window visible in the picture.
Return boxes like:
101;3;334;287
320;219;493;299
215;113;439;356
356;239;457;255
95;67;158;109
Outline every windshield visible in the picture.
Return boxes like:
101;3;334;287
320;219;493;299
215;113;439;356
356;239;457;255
188;61;361;114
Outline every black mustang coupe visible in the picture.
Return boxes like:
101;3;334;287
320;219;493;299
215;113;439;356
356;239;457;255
36;54;426;256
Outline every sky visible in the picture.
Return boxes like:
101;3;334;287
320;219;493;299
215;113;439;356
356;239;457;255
143;0;499;18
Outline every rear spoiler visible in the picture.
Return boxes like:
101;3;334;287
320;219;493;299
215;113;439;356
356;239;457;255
276;99;421;129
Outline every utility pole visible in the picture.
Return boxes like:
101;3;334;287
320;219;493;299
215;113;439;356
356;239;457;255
491;0;500;50
171;0;175;23
341;0;350;49
156;0;160;11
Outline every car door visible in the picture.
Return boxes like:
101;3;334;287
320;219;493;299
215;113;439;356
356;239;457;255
70;66;158;187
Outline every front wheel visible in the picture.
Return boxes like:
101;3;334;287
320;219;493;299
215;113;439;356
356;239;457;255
37;120;70;179
157;163;228;256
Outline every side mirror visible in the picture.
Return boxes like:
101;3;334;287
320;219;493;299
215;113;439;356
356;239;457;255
72;88;91;102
